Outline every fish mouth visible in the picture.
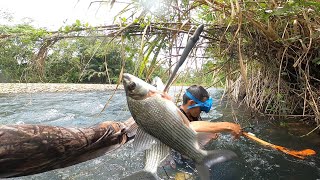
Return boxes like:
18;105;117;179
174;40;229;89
123;73;137;93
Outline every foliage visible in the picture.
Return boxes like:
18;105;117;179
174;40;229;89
0;22;135;83
0;24;47;82
2;0;320;126
108;0;320;127
45;39;81;83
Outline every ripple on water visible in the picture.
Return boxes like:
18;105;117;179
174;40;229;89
2;90;320;180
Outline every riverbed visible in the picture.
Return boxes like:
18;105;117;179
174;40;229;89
0;88;319;180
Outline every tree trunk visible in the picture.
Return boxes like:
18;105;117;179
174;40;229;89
33;38;58;79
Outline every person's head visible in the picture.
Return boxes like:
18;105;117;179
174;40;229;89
181;85;212;118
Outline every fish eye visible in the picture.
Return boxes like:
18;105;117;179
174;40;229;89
128;82;136;91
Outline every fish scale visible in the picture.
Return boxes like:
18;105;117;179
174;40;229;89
128;95;206;162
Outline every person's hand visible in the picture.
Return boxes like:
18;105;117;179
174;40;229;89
229;123;242;139
161;92;173;101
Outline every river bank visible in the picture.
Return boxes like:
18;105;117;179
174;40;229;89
0;83;123;94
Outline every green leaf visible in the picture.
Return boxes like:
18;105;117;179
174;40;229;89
312;57;320;65
75;19;81;27
64;25;70;32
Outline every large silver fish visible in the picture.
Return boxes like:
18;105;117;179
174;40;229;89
122;77;170;180
122;73;237;180
121;142;169;180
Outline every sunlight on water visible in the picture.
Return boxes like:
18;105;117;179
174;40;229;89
0;89;319;180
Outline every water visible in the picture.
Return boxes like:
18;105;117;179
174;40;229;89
0;88;319;180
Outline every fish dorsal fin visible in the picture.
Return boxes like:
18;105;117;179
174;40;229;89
149;76;166;98
133;127;159;152
176;109;191;128
151;76;165;92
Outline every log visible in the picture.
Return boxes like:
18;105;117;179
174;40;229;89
0;118;137;178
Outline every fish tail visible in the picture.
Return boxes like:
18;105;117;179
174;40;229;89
195;150;237;180
121;170;159;180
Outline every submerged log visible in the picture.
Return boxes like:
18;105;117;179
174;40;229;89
0;118;137;178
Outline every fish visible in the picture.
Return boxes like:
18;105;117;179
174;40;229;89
122;73;237;180
121;142;170;180
151;76;165;91
121;76;170;180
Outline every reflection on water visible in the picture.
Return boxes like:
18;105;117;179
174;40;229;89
0;88;319;180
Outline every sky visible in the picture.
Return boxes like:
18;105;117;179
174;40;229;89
0;0;125;30
0;0;208;70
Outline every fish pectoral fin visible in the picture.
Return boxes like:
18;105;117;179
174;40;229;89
133;127;159;152
196;132;218;148
123;143;169;180
176;109;191;127
155;143;171;165
157;146;174;168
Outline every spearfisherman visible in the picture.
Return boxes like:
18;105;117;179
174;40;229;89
164;85;241;174
180;85;241;138
151;77;242;149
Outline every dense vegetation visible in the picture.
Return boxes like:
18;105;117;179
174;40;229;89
1;0;320;130
0;23;137;83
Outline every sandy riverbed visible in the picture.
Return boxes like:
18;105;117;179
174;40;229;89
0;83;123;94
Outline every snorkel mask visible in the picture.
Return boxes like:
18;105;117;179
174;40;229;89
185;91;213;113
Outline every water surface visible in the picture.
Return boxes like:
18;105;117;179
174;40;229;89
0;88;319;180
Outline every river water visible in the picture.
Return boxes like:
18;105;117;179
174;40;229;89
0;88;319;180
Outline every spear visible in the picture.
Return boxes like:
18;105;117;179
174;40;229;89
164;24;204;93
242;132;316;159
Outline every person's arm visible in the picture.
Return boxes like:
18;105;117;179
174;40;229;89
189;121;242;138
0;118;137;178
158;91;241;138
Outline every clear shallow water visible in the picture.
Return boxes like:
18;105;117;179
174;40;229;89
0;88;319;180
